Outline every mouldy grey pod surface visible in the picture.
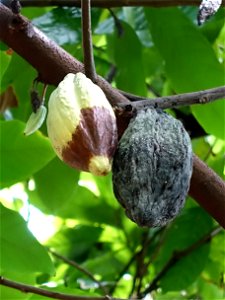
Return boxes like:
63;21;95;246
112;108;193;227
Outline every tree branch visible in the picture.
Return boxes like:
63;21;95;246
0;5;129;106
19;0;225;8
119;86;225;110
140;226;223;297
189;155;225;229
0;5;224;228
0;276;120;300
48;249;107;295
81;0;96;82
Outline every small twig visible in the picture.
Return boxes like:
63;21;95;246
108;8;123;37
129;231;149;298
136;227;168;298
109;254;136;294
48;249;107;295
118;85;225;110
0;276;125;300
140;226;223;297
81;0;96;82
105;65;117;83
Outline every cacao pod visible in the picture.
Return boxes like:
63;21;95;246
112;108;193;227
47;72;118;176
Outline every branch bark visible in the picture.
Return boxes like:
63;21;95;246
189;155;225;229
119;86;225;109
0;5;225;228
0;5;129;106
0;276;118;300
19;0;225;7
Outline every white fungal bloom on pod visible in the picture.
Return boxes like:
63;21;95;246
197;0;222;25
112;108;193;228
47;72;118;176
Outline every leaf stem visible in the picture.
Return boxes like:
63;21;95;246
140;226;222;297
48;249;108;295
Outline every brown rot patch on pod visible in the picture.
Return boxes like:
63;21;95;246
62;106;118;175
112;108;193;227
47;73;118;176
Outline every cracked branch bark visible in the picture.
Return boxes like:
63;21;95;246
0;4;224;228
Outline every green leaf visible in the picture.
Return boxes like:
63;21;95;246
161;244;210;291
1;52;37;121
0;51;11;85
0;204;54;275
199;9;225;43
30;163;118;226
21;7;51;19
48;224;103;261
155;207;213;291
0;120;55;187
57;185;119;226
33;7;101;46
32;157;79;214
145;7;224;139
197;278;224;299
108;21;147;96
83;251;123;280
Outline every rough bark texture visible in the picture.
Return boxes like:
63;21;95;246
0;6;129;106
190;155;225;228
0;4;224;228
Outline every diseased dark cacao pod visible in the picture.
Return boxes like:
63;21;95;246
47;73;118;176
112;108;193;227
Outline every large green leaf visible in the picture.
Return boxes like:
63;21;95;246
0;51;11;84
33;7;101;46
155;207;213;291
161;244;210;291
145;8;224;139
48;224;103;261
1;53;37;121
0;120;55;187
29;172;119;226
0;204;54;274
108;21;147;96
33;157;79;214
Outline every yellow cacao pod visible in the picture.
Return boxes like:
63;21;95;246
47;72;118;176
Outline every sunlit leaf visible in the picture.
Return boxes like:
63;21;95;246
0;120;55;187
108;21;147;96
145;7;224;139
0;204;54;274
32;157;79;214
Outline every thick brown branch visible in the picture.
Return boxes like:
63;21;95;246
189;155;225;229
0;5;129;106
0;276;120;300
0;5;224;228
81;0;96;82
119;86;225;109
19;0;225;7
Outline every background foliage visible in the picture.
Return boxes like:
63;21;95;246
0;4;225;300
